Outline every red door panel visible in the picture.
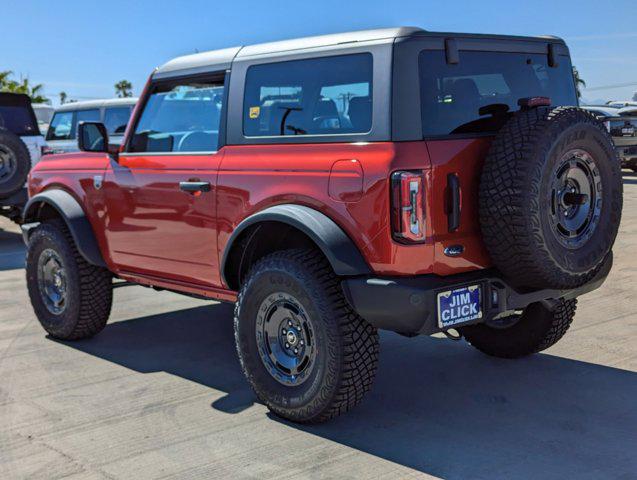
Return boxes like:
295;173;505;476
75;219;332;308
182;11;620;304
101;153;222;286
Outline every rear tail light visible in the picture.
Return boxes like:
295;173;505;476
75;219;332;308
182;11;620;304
391;170;426;243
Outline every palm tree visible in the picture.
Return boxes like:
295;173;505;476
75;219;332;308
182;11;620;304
572;66;586;98
115;80;133;98
0;70;12;88
0;74;48;103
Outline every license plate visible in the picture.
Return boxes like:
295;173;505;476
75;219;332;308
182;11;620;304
622;127;634;136
437;285;482;328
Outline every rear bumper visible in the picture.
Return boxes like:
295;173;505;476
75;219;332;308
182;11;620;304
342;255;612;335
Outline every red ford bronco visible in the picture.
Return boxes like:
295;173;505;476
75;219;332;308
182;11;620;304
22;27;622;423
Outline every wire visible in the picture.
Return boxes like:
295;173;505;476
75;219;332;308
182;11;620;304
585;81;637;92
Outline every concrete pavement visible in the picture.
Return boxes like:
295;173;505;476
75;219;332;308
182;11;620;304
1;174;637;479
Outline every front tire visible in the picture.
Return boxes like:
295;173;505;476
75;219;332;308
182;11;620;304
26;220;112;340
234;249;379;423
459;298;577;359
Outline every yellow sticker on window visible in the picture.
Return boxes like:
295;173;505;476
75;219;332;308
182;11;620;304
249;106;260;119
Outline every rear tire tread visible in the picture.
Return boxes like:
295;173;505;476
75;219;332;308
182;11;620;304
234;248;379;423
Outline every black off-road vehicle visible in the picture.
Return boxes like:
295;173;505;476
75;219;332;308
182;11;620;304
0;93;48;222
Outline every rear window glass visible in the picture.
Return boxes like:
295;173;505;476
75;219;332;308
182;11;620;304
419;50;578;137
0;105;39;136
243;53;373;137
104;106;132;135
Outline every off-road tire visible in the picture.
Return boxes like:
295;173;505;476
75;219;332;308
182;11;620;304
26;219;112;340
0;129;30;198
480;107;622;289
459;299;577;358
234;249;379;423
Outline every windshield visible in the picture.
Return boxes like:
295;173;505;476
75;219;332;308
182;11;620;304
419;50;578;137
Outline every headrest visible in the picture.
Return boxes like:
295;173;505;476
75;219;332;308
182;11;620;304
348;96;372;132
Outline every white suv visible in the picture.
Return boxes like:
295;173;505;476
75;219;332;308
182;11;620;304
46;98;137;153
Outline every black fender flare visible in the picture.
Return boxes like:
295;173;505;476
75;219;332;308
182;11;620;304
22;189;107;267
221;204;371;288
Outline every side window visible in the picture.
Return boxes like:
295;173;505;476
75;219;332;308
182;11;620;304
47;111;74;140
76;109;100;124
74;109;101;140
130;79;224;153
104;106;133;136
243;53;373;137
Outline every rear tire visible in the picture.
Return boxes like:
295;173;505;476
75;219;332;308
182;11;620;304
26;220;112;340
234;249;379;423
459;299;577;359
0;129;30;199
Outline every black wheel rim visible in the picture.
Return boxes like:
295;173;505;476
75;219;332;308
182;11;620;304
37;248;68;315
0;145;17;183
255;292;316;386
549;149;602;249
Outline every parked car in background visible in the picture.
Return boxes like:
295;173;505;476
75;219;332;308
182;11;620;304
32;103;55;135
0;93;48;222
582;105;637;171
581;104;620;123
606;100;637;108
46;98;137;153
616;106;637;171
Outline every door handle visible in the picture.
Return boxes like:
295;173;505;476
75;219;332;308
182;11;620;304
179;181;211;193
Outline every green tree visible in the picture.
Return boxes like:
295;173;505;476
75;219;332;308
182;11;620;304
0;70;12;87
114;80;133;98
572;66;586;98
0;72;48;103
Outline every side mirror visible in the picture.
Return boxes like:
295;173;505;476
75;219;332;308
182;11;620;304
78;122;109;153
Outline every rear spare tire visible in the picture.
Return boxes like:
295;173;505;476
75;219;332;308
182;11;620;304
0;128;30;199
480;107;622;289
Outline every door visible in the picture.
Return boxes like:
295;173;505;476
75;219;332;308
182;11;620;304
101;74;226;287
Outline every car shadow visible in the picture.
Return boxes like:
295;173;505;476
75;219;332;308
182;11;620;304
0;228;25;271
56;303;637;479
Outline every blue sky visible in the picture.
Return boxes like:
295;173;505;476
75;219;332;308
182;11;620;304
2;0;635;106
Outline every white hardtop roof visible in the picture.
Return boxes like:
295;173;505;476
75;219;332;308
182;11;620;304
55;97;138;112
154;27;423;77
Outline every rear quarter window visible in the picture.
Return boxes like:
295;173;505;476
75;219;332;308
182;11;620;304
419;50;578;137
243;53;373;137
0;105;39;136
